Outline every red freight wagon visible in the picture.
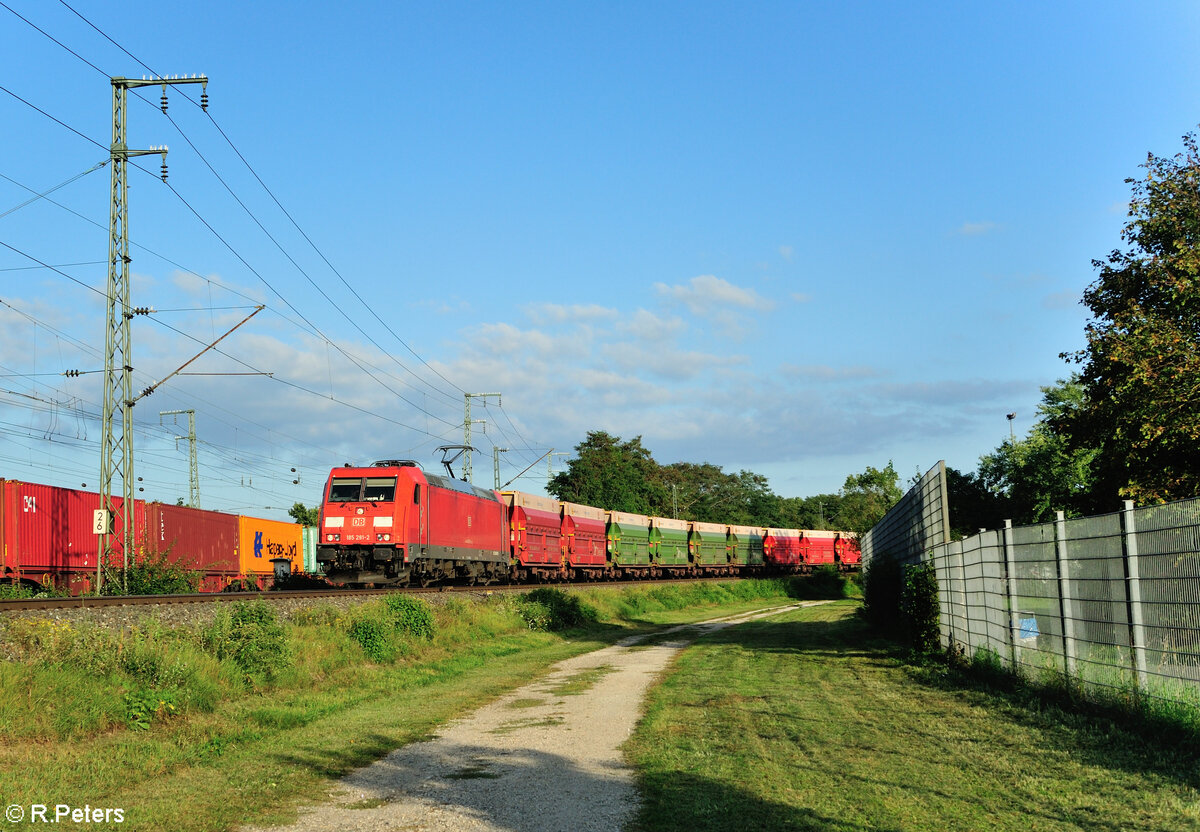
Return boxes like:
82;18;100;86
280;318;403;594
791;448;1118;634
763;527;803;571
145;502;241;592
317;460;508;586
835;532;862;570
0;480;143;594
503;490;564;580
561;501;607;576
799;530;838;567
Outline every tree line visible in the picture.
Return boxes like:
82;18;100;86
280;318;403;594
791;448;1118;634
546;430;902;535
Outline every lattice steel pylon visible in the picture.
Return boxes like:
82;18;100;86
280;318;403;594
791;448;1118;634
100;75;208;587
160;409;200;508
463;392;500;484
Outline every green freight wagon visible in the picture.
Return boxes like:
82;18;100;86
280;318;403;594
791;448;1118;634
728;524;765;572
651;516;691;573
607;510;653;578
690;520;733;573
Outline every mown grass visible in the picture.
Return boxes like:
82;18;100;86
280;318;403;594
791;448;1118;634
0;578;819;831
626;601;1200;832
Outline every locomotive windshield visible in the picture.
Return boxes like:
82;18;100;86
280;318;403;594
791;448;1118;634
363;477;397;502
328;477;362;502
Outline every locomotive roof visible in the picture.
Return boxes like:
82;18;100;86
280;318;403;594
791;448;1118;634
424;473;500;501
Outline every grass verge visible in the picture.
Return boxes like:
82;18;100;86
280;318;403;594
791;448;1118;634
626;601;1200;832
0;577;833;831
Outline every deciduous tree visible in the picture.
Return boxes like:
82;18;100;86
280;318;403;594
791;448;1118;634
833;462;902;534
978;379;1101;523
1065;131;1200;503
547;431;664;513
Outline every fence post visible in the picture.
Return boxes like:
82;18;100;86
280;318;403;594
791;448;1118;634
1003;520;1018;671
1120;500;1150;692
1054;511;1078;677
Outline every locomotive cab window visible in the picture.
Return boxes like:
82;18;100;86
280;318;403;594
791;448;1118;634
328;478;362;502
413;484;421;505
363;477;397;502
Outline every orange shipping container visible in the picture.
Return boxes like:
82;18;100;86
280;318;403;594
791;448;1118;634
237;515;303;585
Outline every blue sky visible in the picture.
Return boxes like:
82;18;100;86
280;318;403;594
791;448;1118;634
1;1;1198;519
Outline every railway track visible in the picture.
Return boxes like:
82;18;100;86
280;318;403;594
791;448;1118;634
0;575;740;613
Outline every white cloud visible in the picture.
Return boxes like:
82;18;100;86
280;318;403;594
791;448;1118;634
524;302;619;326
779;245;794;261
790;292;812;304
615;308;686;341
653;275;775;338
654;275;774;316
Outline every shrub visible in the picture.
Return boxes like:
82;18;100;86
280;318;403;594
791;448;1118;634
516;588;597;631
202;601;292;678
384;595;435;640
900;561;940;655
348;617;394;663
100;544;201;596
513;599;554;631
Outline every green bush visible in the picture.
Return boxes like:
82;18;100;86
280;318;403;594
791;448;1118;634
101;545;201;595
384;595;435;640
513;599;554;631
202;601;292;678
900;561;940;655
520;588;598;630
348;617;394;663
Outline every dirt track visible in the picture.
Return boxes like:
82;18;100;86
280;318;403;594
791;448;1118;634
248;602;827;832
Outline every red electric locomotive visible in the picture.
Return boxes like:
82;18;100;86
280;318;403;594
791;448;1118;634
316;457;509;586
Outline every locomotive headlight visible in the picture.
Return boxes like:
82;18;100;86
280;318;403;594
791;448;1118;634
356;507;364;515
384;533;391;541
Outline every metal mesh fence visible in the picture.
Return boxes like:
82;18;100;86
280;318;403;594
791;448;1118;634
930;497;1200;710
860;461;949;568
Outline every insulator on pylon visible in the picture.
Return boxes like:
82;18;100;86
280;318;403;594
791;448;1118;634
201;91;209;111
160;92;168;113
160;161;168;182
64;370;81;378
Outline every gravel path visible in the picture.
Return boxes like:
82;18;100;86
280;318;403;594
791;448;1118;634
247;602;828;832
